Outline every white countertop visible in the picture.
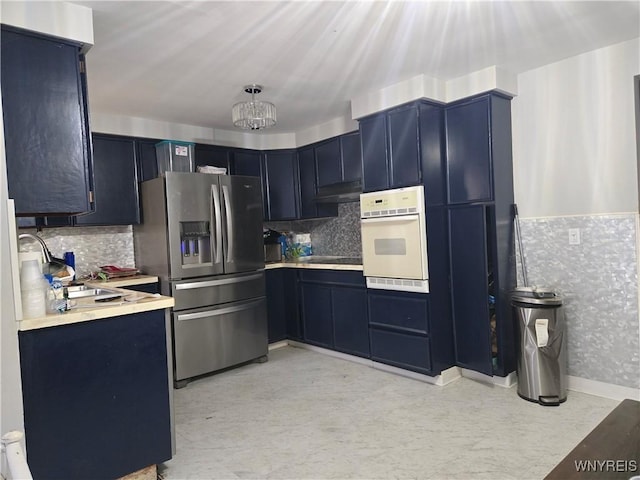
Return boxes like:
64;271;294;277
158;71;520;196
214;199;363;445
18;276;173;331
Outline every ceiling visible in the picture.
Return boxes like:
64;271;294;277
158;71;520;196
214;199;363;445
75;0;640;134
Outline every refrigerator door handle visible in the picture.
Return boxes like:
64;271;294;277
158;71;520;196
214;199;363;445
222;185;234;263
211;184;223;264
176;298;264;321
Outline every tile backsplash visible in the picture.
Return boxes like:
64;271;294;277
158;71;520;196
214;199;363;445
265;202;362;257
17;226;135;278
519;213;639;389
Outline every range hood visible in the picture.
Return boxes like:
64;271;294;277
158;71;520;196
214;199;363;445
315;180;362;203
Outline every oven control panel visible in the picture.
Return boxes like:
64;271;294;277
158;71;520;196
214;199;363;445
360;185;424;217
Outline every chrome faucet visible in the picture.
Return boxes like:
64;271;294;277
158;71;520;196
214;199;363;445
18;233;53;263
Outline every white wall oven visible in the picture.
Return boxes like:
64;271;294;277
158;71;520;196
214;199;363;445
360;185;429;293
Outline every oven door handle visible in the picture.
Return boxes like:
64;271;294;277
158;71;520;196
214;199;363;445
361;215;419;224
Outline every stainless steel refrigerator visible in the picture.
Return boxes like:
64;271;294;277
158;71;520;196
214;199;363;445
134;172;267;388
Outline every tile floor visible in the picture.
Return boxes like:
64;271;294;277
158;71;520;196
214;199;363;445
160;346;618;480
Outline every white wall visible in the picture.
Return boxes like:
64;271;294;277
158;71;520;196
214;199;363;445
512;37;640;218
510;37;640;392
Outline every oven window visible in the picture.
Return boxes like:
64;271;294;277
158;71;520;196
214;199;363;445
374;238;407;255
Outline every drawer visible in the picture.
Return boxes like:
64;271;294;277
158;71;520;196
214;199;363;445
370;328;431;374
299;269;365;286
368;291;429;334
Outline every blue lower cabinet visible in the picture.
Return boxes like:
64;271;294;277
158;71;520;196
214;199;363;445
298;270;369;356
368;290;432;374
301;283;334;348
265;269;301;342
125;281;160;294
18;310;172;480
332;287;369;358
370;328;431;374
266;269;288;343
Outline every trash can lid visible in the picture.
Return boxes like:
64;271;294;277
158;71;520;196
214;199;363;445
511;287;562;306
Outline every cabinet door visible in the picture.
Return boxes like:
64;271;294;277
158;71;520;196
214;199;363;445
360;114;389;192
266;269;288;344
419;103;446;206
449;205;493;375
194;144;232;172
298;147;318;219
263;150;298;221
76;134;140;226
298;147;337;219
339;131;362;183
18;310;171;479
233;150;266;218
233;149;262;177
283;270;302;341
1;27;92;216
136;137;161;182
388;104;421;188
332;286;369;358
446;97;492;204
315;138;342;187
301;283;333;348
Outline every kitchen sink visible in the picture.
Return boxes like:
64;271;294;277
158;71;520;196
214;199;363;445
65;285;121;299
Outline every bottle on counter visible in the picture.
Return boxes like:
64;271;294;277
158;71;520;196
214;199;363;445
20;259;46;319
44;274;67;314
63;251;75;281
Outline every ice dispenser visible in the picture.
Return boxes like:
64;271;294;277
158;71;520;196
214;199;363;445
180;221;211;265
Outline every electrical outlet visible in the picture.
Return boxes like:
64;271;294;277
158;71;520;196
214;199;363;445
569;228;581;245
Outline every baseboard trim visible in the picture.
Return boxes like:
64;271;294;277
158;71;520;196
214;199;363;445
268;340;288;351
459;368;517;388
285;340;459;386
567;375;640;401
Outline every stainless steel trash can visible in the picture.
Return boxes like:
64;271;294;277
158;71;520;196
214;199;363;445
512;288;567;406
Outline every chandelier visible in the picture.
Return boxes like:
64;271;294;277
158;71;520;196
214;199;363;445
231;84;277;130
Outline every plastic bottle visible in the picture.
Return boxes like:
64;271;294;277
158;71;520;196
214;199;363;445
20;260;46;319
63;251;75;281
44;275;66;314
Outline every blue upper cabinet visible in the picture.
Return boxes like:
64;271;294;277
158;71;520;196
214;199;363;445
339;131;362;183
135;137;162;182
360;115;389;192
232;149;267;219
297;147;338;219
1;26;93;216
419;103;446;206
75;134;140;226
315;138;342;187
387;104;421;189
194;144;232;173
314;131;363;188
360;102;443;195
445;94;515;204
263;150;299;221
232;149;262;177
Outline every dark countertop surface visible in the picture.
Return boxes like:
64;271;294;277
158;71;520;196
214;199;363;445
265;256;363;270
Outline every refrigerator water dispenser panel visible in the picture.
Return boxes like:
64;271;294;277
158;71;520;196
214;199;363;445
180;221;211;265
